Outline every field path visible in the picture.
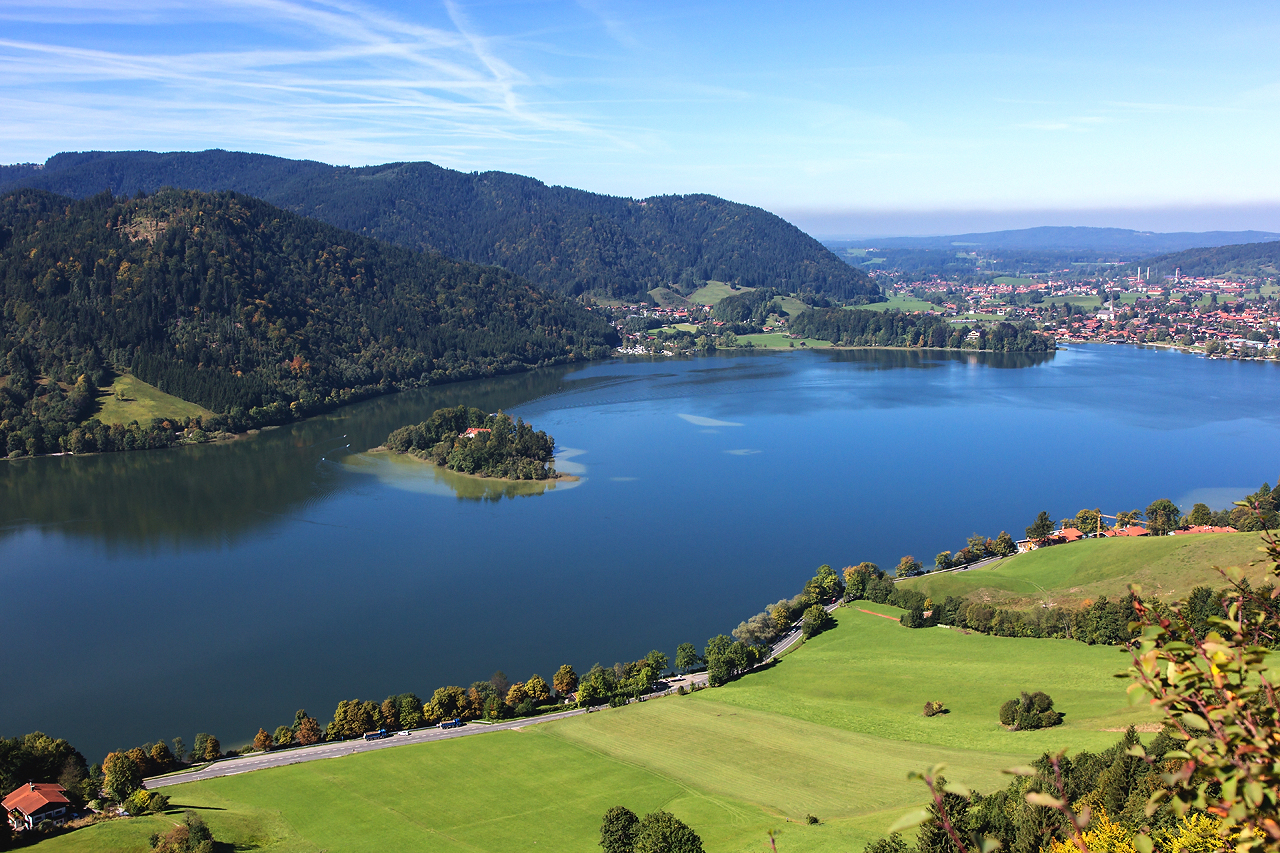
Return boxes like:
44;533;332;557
857;608;902;621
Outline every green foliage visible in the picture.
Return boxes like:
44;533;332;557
190;733;220;762
0;187;616;456
1026;511;1054;542
122;787;169;815
0;731;89;802
674;643;701;672
999;691;1062;731
149;810;215;853
897;555;925;578
1144;498;1181;537
553;664;579;697
802;604;833;638
633;810;704;853
790;309;1054;351
599;805;639;853
0;150;880;302
1125;529;1280;853
102;751;142;802
386;406;557;480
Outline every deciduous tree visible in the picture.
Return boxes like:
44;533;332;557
253;729;273;752
553;664;579;697
102;751;142;802
295;715;321;746
634;810;704;853
674;643;701;673
600;805;639;853
525;674;551;703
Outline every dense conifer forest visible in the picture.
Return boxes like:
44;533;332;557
0;150;880;302
790;308;1056;351
0;188;615;456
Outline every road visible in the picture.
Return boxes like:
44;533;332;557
147;598;843;789
146;707;586;788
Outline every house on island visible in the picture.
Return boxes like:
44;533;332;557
461;428;491;439
4;782;71;830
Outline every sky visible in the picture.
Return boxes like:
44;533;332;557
1;0;1278;237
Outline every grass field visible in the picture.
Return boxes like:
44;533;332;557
858;296;938;313
737;333;832;349
774;295;811;317
648;287;691;308
40;602;1157;853
688;281;753;306
899;532;1268;609
94;375;212;425
993;276;1036;288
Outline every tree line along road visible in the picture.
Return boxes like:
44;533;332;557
147;597;841;789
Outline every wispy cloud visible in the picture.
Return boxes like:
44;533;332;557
0;0;617;164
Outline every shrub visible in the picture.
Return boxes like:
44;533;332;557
1000;690;1062;730
806;814;820;825
923;701;946;717
123;788;169;815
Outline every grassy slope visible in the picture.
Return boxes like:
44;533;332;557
93;374;213;425
737;334;832;349
41;605;1154;853
689;281;752;306
898;532;1268;609
857;296;938;313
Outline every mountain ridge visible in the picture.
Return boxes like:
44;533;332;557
0;149;878;303
0;186;616;456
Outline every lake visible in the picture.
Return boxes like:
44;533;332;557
3;344;1279;762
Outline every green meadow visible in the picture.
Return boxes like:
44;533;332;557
899;532;1267;609
858;296;938;313
42;604;1156;853
94;374;213;425
688;281;752;305
737;333;832;349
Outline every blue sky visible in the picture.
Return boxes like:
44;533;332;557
1;0;1278;236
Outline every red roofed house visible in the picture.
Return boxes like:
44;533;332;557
1172;525;1238;536
4;782;71;830
461;428;491;438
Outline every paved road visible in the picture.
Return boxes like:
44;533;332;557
146;707;586;788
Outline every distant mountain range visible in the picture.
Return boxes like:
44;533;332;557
0;150;877;302
827;226;1280;256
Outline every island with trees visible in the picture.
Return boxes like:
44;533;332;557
383;405;562;481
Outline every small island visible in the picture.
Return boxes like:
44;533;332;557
383;406;563;481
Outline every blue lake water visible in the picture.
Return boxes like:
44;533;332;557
2;344;1278;762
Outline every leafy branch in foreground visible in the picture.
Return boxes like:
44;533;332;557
1123;510;1280;853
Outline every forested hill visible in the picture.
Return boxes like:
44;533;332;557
0;150;878;302
1113;239;1280;281
0;188;616;448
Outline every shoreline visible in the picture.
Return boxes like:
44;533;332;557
368;446;579;483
